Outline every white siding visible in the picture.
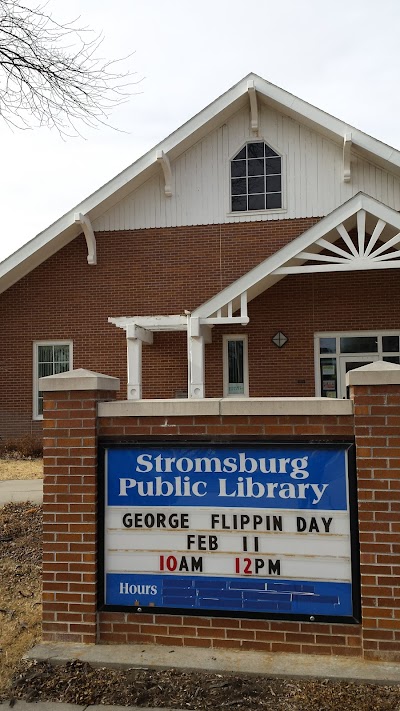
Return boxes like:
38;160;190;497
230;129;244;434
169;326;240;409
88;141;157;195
93;105;400;231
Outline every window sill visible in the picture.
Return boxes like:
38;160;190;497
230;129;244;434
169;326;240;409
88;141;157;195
226;208;287;218
224;393;249;398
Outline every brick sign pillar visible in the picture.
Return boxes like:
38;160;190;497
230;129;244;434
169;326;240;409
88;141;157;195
39;368;119;643
348;361;400;662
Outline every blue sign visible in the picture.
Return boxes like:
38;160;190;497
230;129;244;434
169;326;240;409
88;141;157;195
106;445;348;510
103;443;355;619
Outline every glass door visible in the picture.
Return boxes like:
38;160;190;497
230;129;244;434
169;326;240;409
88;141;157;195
316;332;400;398
339;356;379;398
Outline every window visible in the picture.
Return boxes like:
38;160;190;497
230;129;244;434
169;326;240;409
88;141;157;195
315;332;400;399
223;335;249;397
33;341;72;418
231;141;282;212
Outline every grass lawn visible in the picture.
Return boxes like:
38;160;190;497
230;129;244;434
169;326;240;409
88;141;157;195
0;459;43;481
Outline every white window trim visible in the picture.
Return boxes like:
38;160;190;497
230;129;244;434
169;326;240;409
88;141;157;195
223;334;249;398
314;330;400;398
33;340;73;420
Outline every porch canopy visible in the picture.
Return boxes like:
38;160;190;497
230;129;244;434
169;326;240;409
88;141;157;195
110;192;400;399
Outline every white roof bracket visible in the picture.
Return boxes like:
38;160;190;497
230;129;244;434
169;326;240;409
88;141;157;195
247;79;259;133
156;150;173;197
74;212;97;265
343;133;352;183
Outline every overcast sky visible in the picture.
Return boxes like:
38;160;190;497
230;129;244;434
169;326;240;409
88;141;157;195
0;0;399;263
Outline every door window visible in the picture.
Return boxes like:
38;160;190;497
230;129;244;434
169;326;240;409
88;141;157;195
223;335;249;397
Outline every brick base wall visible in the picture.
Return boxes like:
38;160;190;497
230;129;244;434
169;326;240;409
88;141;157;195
352;383;400;662
40;375;400;661
42;388;116;644
98;612;362;656
98;414;354;440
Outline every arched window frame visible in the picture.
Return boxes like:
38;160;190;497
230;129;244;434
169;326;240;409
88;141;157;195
229;139;284;214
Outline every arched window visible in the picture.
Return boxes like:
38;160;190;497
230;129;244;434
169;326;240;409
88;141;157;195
231;141;282;212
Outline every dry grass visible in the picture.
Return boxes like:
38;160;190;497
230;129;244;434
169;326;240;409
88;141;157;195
0;560;42;697
0;459;43;481
0;503;42;699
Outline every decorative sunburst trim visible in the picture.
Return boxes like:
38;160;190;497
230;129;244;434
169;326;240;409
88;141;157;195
275;209;400;275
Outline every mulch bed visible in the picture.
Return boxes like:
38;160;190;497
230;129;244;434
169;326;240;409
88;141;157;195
8;659;400;709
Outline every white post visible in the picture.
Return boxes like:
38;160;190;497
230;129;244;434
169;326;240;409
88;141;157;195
127;337;142;400
188;317;205;398
189;336;205;398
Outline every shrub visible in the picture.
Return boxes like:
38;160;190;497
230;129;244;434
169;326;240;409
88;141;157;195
0;434;43;459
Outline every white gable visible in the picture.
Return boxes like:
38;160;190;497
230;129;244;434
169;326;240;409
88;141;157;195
2;71;400;295
92;103;400;231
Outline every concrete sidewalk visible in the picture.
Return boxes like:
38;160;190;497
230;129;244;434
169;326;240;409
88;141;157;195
26;641;400;685
0;478;43;505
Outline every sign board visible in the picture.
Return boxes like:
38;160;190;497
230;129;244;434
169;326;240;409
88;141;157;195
101;442;359;621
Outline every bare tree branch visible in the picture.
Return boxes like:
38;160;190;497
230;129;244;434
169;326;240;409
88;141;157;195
0;0;138;137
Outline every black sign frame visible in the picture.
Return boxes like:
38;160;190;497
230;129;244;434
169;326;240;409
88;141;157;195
98;438;360;624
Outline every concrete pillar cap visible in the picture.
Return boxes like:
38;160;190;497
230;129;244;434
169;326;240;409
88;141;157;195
346;360;400;386
39;368;120;392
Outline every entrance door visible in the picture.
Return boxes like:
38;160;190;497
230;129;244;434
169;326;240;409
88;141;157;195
339;356;379;398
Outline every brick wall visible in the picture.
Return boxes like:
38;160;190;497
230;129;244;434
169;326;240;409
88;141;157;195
98;613;361;656
2;218;400;438
1;219;316;438
42;388;115;644
351;382;400;662
98;413;354;440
